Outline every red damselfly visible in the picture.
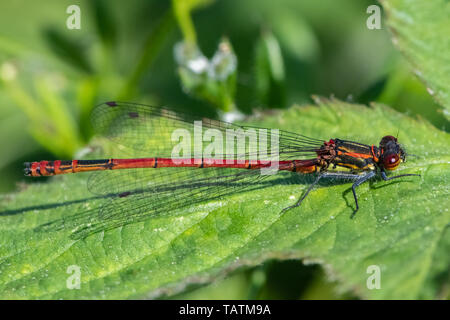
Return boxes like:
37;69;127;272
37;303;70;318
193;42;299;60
25;101;420;237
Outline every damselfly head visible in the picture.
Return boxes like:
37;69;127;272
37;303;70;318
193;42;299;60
379;135;405;171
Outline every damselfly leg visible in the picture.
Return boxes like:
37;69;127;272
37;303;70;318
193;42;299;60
281;171;375;214
280;174;323;214
380;170;421;181
351;171;376;215
281;170;419;217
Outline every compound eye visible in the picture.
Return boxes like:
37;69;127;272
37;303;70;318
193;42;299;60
382;135;397;142
383;154;400;170
380;135;397;148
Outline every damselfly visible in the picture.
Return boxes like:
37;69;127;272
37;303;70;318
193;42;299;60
25;101;420;236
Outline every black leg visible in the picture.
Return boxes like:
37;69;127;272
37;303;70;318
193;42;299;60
281;169;420;216
380;170;420;181
350;171;376;217
281;174;323;213
281;171;370;214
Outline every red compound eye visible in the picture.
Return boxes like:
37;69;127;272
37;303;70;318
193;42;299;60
383;154;400;170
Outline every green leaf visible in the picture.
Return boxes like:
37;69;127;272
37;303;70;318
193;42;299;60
254;30;286;109
270;9;319;63
381;0;450;118
118;8;175;100
419;226;450;299
43;28;93;74
90;0;117;48
0;67;82;158
0;99;448;299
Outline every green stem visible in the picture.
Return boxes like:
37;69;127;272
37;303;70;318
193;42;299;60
118;8;175;100
172;0;198;45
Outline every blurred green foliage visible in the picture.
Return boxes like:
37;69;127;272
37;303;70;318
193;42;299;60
0;0;448;299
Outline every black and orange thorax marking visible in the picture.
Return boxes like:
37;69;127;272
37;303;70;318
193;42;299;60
330;139;378;171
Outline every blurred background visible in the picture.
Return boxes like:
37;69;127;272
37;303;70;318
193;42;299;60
0;0;447;299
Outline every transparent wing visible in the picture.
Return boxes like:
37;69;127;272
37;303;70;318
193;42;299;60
55;102;326;238
67;167;269;239
91;101;325;160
